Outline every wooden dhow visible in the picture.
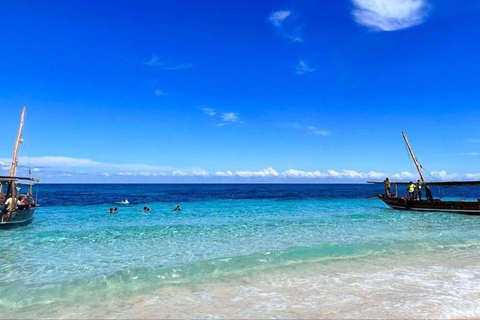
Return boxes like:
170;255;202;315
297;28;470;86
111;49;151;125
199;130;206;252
368;132;480;215
1;107;39;226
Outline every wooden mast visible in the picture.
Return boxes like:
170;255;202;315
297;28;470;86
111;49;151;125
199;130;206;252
8;107;26;210
402;132;426;183
10;107;26;177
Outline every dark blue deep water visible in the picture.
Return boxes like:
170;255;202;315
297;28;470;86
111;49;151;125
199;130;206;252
37;183;480;207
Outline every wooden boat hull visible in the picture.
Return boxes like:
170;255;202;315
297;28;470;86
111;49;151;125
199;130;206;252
0;206;35;227
379;195;480;215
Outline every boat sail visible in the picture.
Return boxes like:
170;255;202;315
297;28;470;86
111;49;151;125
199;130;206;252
0;107;39;226
368;132;480;215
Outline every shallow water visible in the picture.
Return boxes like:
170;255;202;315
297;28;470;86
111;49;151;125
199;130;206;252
1;184;480;318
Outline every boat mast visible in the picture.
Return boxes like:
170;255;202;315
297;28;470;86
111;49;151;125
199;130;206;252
10;107;26;177
402;132;426;183
9;107;26;208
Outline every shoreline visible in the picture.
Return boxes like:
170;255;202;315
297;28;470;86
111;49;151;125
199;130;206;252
4;244;480;319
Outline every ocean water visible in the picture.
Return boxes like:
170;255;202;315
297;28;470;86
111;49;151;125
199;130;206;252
2;184;480;318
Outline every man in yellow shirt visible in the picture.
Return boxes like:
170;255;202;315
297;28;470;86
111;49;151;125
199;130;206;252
408;182;415;200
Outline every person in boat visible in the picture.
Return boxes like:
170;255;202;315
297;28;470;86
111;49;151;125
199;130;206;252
3;196;17;220
5;196;15;211
174;204;181;211
0;191;5;213
25;192;35;205
416;180;422;200
407;182;415;200
2;197;13;221
18;197;29;210
425;185;433;201
383;178;391;197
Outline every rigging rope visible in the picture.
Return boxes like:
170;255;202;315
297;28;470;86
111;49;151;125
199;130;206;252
403;139;443;198
404;142;418;178
424;167;443;198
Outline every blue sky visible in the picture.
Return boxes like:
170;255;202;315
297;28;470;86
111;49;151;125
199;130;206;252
1;0;480;182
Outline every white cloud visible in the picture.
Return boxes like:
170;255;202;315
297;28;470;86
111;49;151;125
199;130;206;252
221;112;239;122
145;55;162;66
145;55;192;69
0;156;173;172
6;155;480;183
0;161;9;171
172;170;209;177
284;169;323;178
465;173;480;180
295;60;315;75
154;89;165;96
289;123;330;137
269;10;291;27
323;169;385;179
199;107;240;126
351;0;430;31
387;170;463;181
215;171;233;177
391;171;416;180
200;107;216;116
430;170;459;180
308;126;330;136
269;11;303;43
118;172;135;176
233;167;281;178
213;168;386;179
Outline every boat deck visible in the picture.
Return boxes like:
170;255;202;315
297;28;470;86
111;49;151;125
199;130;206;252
380;195;480;214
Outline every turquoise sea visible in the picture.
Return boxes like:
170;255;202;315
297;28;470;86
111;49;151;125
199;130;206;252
2;184;480;318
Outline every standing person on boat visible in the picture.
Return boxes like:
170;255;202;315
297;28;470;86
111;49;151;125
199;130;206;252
425;185;433;201
416;180;422;200
0;191;5;212
383;178;391;197
407;182;415;200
